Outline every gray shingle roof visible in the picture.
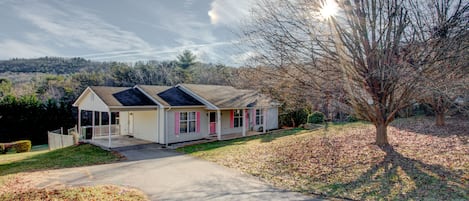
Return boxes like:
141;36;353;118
81;84;277;109
157;87;204;106
179;84;274;108
90;86;157;107
136;85;172;106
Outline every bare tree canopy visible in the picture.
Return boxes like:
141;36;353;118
242;0;469;146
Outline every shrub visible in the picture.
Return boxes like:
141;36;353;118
279;109;309;127
0;143;15;154
14;140;32;153
308;111;325;124
346;115;359;122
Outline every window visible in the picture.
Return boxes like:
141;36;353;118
233;109;243;128
180;112;196;133
256;109;263;125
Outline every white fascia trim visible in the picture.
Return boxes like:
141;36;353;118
170;105;206;109
108;106;158;109
134;85;165;108
72;87;92;107
74;87;110;111
176;84;219;110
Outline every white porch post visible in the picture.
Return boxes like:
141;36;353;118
91;111;95;141
99;112;102;136
78;108;82;138
242;109;246;137
108;111;112;148
216;110;221;140
263;108;267;133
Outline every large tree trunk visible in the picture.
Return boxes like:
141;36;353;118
435;112;445;126
375;123;389;147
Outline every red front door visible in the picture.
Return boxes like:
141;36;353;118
209;112;216;134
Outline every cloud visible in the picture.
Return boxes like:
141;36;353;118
13;1;151;52
82;41;235;62
208;0;252;25
0;39;57;58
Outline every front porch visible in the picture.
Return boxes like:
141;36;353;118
87;135;154;150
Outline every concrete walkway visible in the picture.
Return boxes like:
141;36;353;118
36;144;320;201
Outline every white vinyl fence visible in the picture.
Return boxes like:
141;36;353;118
48;127;77;150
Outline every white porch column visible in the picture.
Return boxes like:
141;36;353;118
216;110;221;140
263;108;267;133
99;112;102;136
78;108;82;138
242;109;246;137
91;111;95;141
108;111;112;148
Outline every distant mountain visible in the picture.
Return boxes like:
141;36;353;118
0;57;114;74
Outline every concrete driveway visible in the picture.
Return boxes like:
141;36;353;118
36;144;320;201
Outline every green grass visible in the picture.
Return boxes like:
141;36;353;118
177;128;306;154
0;144;121;176
178;119;469;200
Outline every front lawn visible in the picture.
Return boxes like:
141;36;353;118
0;144;122;176
178;117;469;200
0;144;148;200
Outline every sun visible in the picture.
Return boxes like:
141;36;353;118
320;0;339;19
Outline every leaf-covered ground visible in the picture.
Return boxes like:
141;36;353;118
179;117;469;200
0;173;148;201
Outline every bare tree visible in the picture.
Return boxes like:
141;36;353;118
411;1;469;126
242;0;468;146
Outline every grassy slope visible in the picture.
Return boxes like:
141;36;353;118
0;144;149;200
0;144;121;176
178;118;469;200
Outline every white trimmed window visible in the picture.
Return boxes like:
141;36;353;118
256;109;263;125
180;112;196;133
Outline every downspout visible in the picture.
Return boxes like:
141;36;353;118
157;108;160;144
165;106;172;148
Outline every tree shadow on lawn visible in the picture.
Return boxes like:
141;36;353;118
391;117;469;144
325;145;468;200
178;128;305;153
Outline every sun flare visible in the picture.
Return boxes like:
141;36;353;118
320;0;338;19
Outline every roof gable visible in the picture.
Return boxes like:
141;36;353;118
136;85;171;106
157;87;204;106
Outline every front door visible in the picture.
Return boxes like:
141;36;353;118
209;112;216;134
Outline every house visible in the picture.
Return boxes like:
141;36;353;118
72;84;280;147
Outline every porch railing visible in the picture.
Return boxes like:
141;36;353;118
80;124;120;139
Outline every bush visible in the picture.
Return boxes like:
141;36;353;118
279;109;309;127
308;111;325;124
0;143;15;154
14;140;32;153
346;115;359;122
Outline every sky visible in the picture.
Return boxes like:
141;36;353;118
0;0;253;66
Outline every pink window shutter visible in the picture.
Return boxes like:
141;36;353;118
230;110;234;128
196;112;201;133
175;112;180;135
